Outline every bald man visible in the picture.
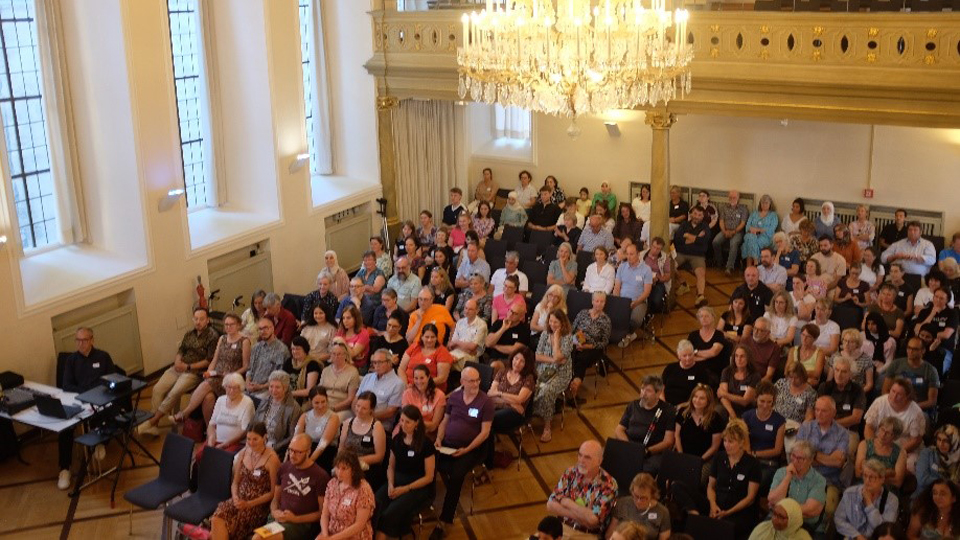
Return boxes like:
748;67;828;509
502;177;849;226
430;366;494;539
547;440;618;539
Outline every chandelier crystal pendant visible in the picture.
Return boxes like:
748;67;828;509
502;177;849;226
457;0;693;119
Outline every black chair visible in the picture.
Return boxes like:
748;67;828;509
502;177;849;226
164;446;234;528
521;260;548;287
684;514;735;540
491;209;502;230
124;433;194;536
575;250;595;287
487;255;506;274
530;283;548;307
56;352;70;389
281;293;306;321
605;295;634;357
567;290;593;319
601;438;646;496
514;242;538;263
658;451;703;493
541;244;558;264
528;230;555;253
465;360;494;393
938;380;960;416
501;226;524;248
831;304;863;330
485;238;508;261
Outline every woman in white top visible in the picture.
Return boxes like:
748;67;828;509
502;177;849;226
849;204;876;251
300;305;335;363
812;298;841;356
240;290;267;341
582;246;615;294
207;373;256;451
780;197;807;235
631;184;652;223
765;290;798;348
296;386;341;466
531;284;568;338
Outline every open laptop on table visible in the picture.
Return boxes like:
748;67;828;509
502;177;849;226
35;393;83;420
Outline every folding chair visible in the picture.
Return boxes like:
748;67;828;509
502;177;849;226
124;433;194;536
527;230;555;253
683;514;735;540
530;283;548;307
521;260;548;287
514;242;538;263
575;250;595;287
605;295;634;359
164;446;234;532
501;226;523;248
485;239;508;261
541;244;558;264
658;450;703;493
465;360;494;393
567;290;593;319
601;438;647;496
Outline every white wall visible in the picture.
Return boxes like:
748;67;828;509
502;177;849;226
470;111;960;234
0;0;379;383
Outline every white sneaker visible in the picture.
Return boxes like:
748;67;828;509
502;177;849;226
618;333;637;348
93;444;106;461
138;422;160;437
57;469;71;490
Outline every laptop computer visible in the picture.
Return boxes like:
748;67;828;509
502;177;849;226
35;394;83;420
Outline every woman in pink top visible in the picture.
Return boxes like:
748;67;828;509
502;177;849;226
492;275;526;323
450;213;472;253
337;305;372;372
804;259;828;299
320;450;375;540
398;364;447;437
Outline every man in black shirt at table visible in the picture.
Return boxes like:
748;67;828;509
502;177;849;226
58;327;116;490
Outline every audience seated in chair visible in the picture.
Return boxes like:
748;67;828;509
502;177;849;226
768;440;827;534
578;213;615;254
486;345;536;467
613;243;654;348
253;370;299;455
254;433;329;540
339;391;387;492
546;440;618;539
854;416;906;492
455;242;491;290
202;373;255;458
175;313;249;427
406;287;455;345
399;323;454;392
302;275;340;332
285;336;320;401
320;450;376;540
263;293;297;346
210;422;281;540
387;257;423;313
863;377;926;472
569;291;612;398
660;340;713;407
243;317;290;402
294;386;340;470
532;310;575;443
490;251;529;296
356;349;404;433
374;405;436;540
615;375;676;476
718;344;761;418
673;205;712;307
401;364;447;439
747;498;811;540
448;298;489;372
318;338;360;421
743;381;787;497
140;307;219;437
606;472;670;540
906;479;960;540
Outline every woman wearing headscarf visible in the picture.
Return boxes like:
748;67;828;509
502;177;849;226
320;250;351;300
815;202;836;240
914;424;960;499
497;191;528;238
747;498;811;540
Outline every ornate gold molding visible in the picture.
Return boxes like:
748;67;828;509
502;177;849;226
645;111;678;130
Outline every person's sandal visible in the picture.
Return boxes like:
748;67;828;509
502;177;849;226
540;430;552;443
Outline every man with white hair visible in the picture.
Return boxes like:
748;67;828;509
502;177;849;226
546;440;618;539
448;298;488;371
264;292;297;346
356;349;404;433
489;251;528;296
796;396;849;532
768;440;828;532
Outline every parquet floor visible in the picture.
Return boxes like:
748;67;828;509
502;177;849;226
0;268;742;540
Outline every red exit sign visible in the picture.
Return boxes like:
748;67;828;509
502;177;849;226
863;189;874;199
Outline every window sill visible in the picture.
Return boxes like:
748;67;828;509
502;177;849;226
310;174;381;214
186;207;281;255
17;244;150;313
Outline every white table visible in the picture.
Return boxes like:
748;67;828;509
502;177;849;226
1;381;95;433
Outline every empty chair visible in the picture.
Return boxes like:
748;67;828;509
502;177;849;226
658;450;703;492
527;230;555;252
529;283;548;307
124;433;194;536
485;239;508;261
684;514;736;540
514;242;538;263
487;255;506;274
566;290;593;319
541;244;558;264
575;250;595;287
501;226;523;248
164;446;234;528
491;208;502;229
601;438;646;496
521;260;548;287
605;295;634;355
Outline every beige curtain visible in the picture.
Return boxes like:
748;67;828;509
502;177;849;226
391;100;465;222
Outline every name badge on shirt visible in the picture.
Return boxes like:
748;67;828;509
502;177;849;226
648;512;658;520
687;375;695;381
232;343;238;349
425;358;432;364
765;424;774;432
468;407;480;418
842;404;851;411
939;321;946;327
362;436;372;443
931;464;940;472
92;363;101;369
740;385;749;392
407;450;416;457
253;469;262;477
736;474;746;481
342;498;352;506
916;377;924;385
635;275;642;282
795;397;804;404
511;333;519;339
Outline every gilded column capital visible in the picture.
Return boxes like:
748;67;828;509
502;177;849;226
645;111;678;130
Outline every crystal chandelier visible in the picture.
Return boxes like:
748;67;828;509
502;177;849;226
457;0;692;119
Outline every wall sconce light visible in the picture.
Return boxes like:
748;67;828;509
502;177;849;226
158;188;185;212
604;121;621;137
288;153;310;174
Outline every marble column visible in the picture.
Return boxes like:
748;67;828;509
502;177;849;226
645;111;677;244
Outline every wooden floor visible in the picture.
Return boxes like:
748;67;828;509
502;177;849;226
0;268;742;540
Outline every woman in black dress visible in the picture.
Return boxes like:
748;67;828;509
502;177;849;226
374;405;436;539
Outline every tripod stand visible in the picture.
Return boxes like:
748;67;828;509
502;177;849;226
376;197;391;255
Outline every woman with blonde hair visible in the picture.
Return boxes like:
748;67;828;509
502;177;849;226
766;291;798;347
675;384;724;484
826;327;874;394
531;284;568;338
532;309;574;443
849;204;875;251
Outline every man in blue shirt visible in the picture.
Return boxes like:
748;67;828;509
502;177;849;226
796;396;850;534
613;243;653;347
673;205;711;308
938;232;960;263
